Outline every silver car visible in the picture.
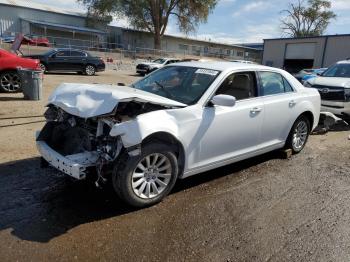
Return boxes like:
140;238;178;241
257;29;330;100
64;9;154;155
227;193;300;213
37;62;320;207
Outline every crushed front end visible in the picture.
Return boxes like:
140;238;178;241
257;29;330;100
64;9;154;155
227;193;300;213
36;106;123;182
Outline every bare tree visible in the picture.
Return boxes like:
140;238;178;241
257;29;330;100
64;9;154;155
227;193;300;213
79;0;218;49
281;0;336;37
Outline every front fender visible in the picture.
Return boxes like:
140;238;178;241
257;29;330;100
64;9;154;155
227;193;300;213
109;110;181;148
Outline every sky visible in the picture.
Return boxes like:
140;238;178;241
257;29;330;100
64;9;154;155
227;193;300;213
31;0;350;44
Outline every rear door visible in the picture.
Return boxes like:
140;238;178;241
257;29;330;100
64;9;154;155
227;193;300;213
70;50;88;71
48;50;71;71
258;71;299;146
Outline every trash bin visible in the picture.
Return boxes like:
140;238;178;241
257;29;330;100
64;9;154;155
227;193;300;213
19;69;43;100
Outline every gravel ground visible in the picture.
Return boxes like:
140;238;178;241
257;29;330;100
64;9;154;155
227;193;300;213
0;70;350;261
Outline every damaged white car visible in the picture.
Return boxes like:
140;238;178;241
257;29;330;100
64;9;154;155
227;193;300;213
36;62;320;207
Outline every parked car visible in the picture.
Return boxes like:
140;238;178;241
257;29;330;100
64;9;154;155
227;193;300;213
25;48;105;75
301;68;327;84
230;60;257;64
36;62;320;207
0;36;15;43
0;48;40;92
304;60;350;117
21;35;50;47
136;58;180;75
294;68;321;82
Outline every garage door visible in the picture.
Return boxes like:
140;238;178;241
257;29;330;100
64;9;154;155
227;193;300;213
285;43;316;59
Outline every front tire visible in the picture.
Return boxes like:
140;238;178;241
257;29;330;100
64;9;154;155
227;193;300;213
0;71;21;92
84;65;96;76
112;143;179;207
285;115;310;154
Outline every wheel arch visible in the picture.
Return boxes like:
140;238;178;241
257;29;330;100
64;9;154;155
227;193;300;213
142;132;186;178
298;111;314;130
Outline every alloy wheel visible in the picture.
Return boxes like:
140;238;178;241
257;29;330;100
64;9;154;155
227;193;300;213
85;65;95;76
39;63;46;72
292;120;308;150
131;153;172;199
0;73;21;92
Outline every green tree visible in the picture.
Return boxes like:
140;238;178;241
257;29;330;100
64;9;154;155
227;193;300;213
281;0;336;37
79;0;218;49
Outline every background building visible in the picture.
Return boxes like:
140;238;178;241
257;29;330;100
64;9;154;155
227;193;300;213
0;0;262;62
263;34;350;73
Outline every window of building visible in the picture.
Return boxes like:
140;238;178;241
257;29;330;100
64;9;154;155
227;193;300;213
179;44;188;51
237;51;244;57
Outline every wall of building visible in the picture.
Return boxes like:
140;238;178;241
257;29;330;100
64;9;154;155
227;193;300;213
323;35;350;66
263;35;350;69
0;4;85;36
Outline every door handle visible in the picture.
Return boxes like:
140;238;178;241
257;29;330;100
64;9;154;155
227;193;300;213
289;100;296;107
250;107;262;113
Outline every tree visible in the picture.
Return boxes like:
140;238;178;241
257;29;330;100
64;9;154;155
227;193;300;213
78;0;218;49
280;0;336;37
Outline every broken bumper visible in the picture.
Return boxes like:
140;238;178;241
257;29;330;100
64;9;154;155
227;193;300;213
321;100;350;116
36;140;99;180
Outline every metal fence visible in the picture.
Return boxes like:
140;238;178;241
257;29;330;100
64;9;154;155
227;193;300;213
0;32;262;66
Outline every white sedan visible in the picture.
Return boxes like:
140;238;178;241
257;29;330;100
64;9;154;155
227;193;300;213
36;62;321;207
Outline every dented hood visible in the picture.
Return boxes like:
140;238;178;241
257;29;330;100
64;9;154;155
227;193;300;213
48;83;186;118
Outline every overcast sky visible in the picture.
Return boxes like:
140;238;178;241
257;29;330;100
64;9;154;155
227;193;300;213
32;0;350;44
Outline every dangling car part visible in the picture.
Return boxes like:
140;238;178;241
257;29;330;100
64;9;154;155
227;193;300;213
37;62;321;207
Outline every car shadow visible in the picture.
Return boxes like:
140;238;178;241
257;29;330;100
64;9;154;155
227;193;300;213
0;151;280;243
0;96;25;101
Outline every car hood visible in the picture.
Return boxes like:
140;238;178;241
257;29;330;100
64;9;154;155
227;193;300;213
310;77;350;87
48;83;186;118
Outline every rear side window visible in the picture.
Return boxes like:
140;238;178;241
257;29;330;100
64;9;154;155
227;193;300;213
259;72;294;96
215;72;257;100
71;51;87;57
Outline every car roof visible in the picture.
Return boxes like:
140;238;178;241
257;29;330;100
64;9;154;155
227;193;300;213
173;61;272;72
53;48;86;52
336;60;350;64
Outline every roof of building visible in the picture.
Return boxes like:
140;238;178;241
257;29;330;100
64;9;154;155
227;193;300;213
264;33;350;42
23;19;106;34
119;27;261;51
175;61;270;71
0;0;86;17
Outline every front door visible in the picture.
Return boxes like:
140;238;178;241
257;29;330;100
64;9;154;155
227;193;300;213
48;50;72;71
192;71;264;169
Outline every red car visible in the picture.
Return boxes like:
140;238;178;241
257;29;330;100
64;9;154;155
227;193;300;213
0;49;40;92
22;35;51;47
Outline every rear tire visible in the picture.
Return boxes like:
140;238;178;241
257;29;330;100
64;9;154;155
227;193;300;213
39;63;46;73
285;115;310;154
112;142;178;207
84;65;96;76
0;71;22;93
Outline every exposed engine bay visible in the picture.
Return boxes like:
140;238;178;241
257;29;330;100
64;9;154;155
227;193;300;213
36;101;168;184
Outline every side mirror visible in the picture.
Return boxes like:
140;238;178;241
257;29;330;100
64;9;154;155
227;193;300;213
211;94;236;107
316;72;322;76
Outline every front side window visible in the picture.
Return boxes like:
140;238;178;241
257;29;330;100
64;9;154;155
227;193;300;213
259;71;293;96
55;51;70;57
132;66;220;105
215;72;257;100
322;63;350;78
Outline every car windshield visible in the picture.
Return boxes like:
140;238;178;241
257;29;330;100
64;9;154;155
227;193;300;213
132;66;220;105
153;58;167;64
322;63;350;78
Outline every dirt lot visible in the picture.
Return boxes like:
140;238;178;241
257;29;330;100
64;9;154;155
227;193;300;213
0;70;350;261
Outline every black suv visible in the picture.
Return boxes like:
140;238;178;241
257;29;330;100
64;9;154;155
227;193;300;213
25;48;105;76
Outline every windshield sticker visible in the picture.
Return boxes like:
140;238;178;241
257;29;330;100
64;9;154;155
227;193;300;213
195;69;219;76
